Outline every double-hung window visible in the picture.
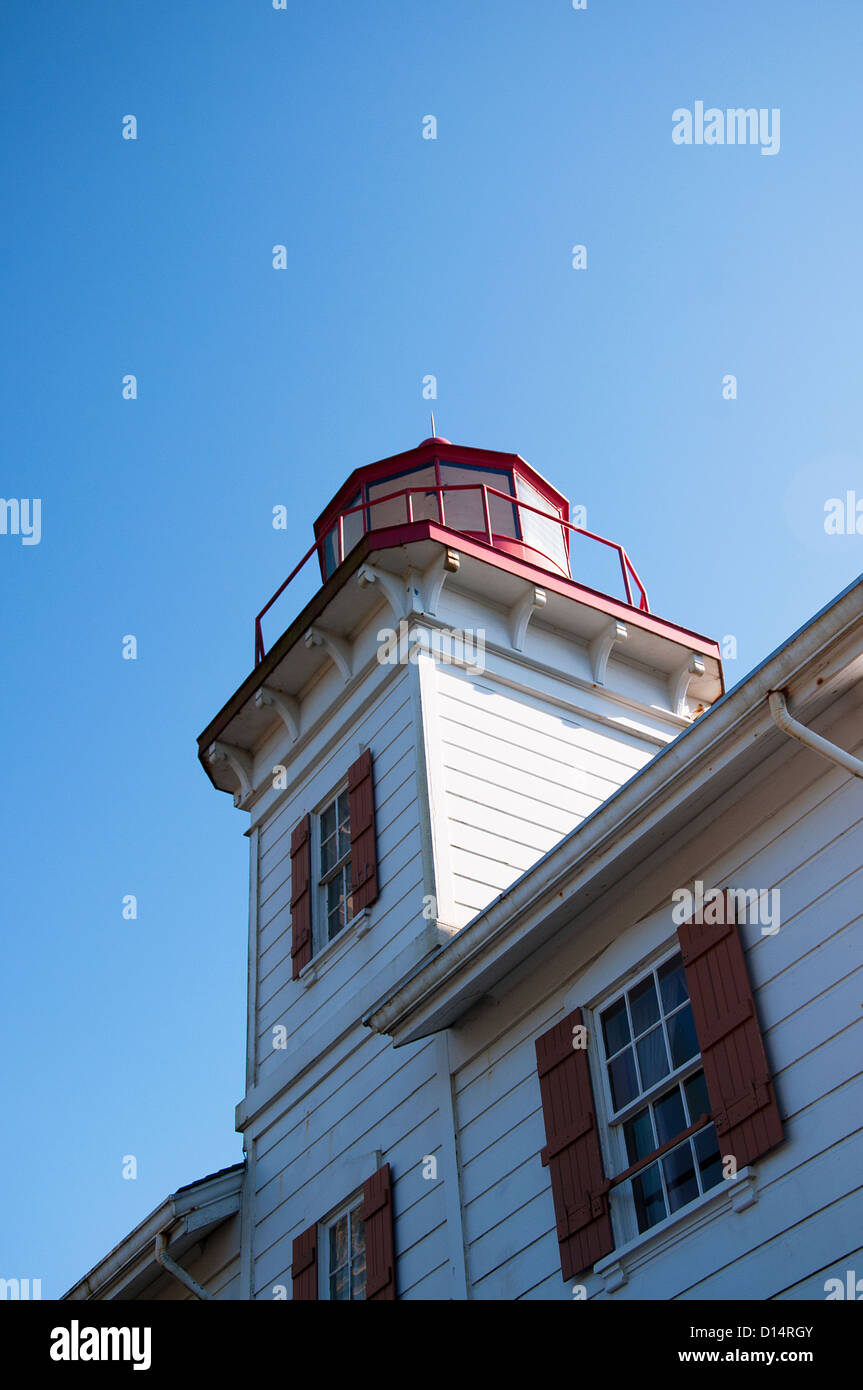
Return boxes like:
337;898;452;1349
322;1197;366;1301
290;751;378;980
597;949;723;1238
317;788;354;949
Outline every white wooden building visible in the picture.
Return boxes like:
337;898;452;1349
66;437;863;1301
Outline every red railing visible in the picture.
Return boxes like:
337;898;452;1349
254;483;649;663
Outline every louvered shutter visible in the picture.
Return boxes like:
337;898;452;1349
678;890;784;1168
291;1223;318;1301
290;814;312;979
362;1162;395;1300
535;1008;614;1280
347;749;378;912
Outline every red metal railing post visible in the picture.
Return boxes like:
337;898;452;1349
480;485;493;544
253;482;650;664
619;547;634;606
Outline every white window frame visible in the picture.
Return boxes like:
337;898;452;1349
312;784;355;956
589;944;722;1247
318;1193;366;1301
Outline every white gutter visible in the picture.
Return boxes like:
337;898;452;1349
768;689;863;779
154;1233;212;1301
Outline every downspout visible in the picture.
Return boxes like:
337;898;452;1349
768;690;863;779
154;1233;212;1301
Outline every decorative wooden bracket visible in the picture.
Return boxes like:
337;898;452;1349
254;686;300;742
421;549;459;615
589;620;628;685
670;653;705;716
304;626;351;681
207;740;254;807
508;585;546;651
357;563;409;620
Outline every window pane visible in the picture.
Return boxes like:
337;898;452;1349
662;1140;699;1214
636;1026;670;1090
658;955;688;1012
320;804;339;874
350;1208;365;1257
684;1070;710;1124
694;1125;724;1192
327;878;346;940
341;494;364;558
337;791;351;858
667;1003;698;1068
367;466;437;529
601;997;630;1057
608;1047;638;1111
323;527;338;580
350;1208;366;1299
329;1265;349;1301
438;464;518;539
654;1085;686;1146
629;975;660;1036
623;1107;655;1165
515;474;568;574
329;1216;348;1271
632;1163;666;1234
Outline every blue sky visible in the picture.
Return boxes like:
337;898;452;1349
1;1;861;1297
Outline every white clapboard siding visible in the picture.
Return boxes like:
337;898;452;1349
432;665;656;926
774;1243;863;1300
250;1032;451;1299
449;710;863;1299
252;668;426;1080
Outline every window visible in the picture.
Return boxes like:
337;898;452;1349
323;1199;366;1301
514;473;569;575
597;950;723;1237
438;461;519;538
317;788;354;948
323;490;362;577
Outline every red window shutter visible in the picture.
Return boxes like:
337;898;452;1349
291;1222;318;1301
290;815;312;980
535;1008;614;1281
678;890;784;1168
347;749;378;913
362;1162;395;1300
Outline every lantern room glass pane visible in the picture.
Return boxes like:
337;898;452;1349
515;473;569;574
366;466;438;530
323;491;362;577
438;463;519;538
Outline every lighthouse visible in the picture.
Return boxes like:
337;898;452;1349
63;438;863;1302
192;435;723;1299
201;435;723;934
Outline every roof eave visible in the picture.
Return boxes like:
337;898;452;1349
364;574;863;1045
62;1163;244;1301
